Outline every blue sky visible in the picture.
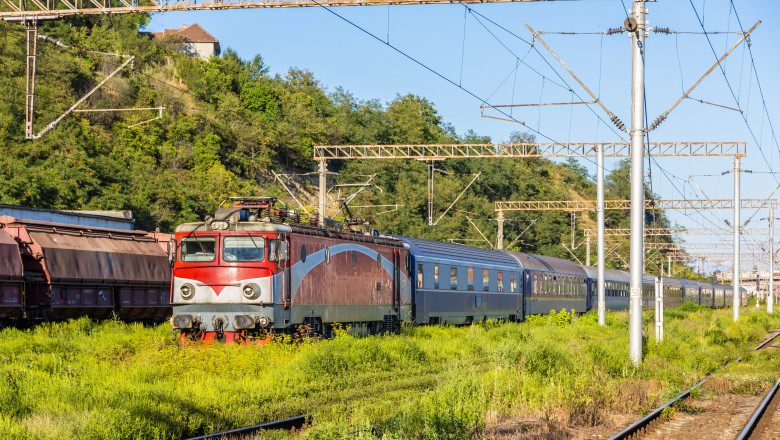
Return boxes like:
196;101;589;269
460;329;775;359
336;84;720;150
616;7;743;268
146;1;779;271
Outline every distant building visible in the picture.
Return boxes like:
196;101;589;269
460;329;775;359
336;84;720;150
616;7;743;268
150;23;221;60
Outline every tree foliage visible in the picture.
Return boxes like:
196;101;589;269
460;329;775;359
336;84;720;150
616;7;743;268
0;15;674;272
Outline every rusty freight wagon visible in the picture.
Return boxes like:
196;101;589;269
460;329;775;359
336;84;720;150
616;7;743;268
0;226;24;321
0;216;171;324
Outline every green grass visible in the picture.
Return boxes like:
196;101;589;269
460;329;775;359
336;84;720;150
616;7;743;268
0;307;778;440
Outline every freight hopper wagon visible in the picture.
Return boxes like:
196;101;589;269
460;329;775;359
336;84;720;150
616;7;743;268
0;226;24;321
0;216;171;324
169;197;412;343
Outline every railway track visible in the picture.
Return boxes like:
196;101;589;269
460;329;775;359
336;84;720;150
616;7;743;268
737;376;780;440
184;414;310;440
608;330;780;440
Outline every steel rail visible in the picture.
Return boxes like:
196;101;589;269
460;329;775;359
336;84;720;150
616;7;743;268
609;330;780;439
183;414;310;440
736;377;780;440
755;331;780;350
608;379;707;440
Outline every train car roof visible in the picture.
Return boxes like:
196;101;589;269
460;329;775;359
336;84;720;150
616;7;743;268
501;251;587;277
580;265;630;282
661;276;683;286
390;235;519;268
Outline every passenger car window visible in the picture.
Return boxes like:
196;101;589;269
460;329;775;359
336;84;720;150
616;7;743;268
434;265;439;289
511;273;517;292
417;264;424;289
181;236;216;262
483;269;489;292
223;236;265;262
467;267;474;291
450;267;457;290
497;272;504;292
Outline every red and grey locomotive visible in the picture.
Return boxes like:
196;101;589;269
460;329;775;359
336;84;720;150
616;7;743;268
169;197;411;342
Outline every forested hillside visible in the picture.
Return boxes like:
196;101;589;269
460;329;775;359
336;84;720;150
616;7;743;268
0;14;679;272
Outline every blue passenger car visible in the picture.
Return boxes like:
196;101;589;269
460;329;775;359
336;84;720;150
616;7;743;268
393;236;522;324
503;251;589;315
681;278;701;305
713;284;726;308
581;266;630;311
698;281;714;308
642;274;657;309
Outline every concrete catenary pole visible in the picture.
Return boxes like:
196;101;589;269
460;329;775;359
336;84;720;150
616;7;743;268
769;208;774;314
655;276;663;342
733;156;741;321
597;144;606;326
496;209;505;250
586;236;591;267
629;0;646;365
318;158;327;227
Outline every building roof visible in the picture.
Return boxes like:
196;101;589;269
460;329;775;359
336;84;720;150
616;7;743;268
150;23;218;43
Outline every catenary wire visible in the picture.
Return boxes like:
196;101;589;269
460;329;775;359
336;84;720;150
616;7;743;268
688;0;778;183
728;0;780;170
463;5;627;143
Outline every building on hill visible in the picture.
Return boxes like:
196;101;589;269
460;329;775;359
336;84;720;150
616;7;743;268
150;24;221;60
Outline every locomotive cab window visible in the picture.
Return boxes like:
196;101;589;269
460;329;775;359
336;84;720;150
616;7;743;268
223;236;265;262
180;236;216;262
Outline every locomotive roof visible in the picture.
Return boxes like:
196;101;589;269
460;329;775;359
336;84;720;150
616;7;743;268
390;235;519;268
179;221;404;247
176;221;292;233
502;251;587;277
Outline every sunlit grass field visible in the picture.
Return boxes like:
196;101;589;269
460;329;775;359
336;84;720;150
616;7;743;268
0;305;778;439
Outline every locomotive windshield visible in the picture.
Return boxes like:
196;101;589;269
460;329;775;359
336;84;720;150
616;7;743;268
180;236;216;262
223;236;265;262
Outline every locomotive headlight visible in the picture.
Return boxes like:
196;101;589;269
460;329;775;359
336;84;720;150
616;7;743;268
180;283;196;300
242;284;258;299
210;221;229;230
257;316;272;328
